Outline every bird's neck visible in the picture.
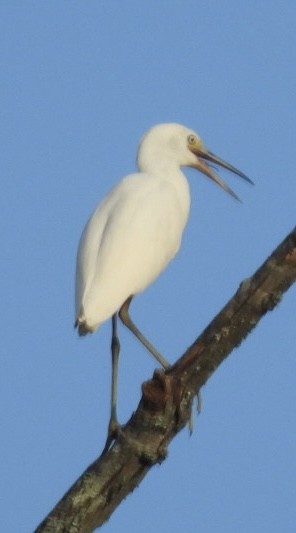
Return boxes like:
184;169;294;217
146;166;191;225
138;155;183;176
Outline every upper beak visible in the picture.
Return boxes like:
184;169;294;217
189;146;254;201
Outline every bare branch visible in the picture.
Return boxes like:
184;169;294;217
35;227;296;533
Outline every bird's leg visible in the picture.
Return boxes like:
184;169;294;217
119;297;201;433
119;296;170;370
102;314;121;454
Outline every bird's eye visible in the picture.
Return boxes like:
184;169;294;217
188;134;196;145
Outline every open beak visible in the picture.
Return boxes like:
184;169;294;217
189;145;254;201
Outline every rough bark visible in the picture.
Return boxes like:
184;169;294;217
35;226;296;533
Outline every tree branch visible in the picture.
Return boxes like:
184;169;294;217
35;227;296;533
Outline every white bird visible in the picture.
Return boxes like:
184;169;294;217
75;123;253;450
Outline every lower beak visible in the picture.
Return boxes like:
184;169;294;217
190;147;254;201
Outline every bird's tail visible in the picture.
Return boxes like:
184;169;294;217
74;317;91;336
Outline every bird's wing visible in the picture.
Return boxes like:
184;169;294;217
75;173;186;327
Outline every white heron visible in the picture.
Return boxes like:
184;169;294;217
75;123;253;450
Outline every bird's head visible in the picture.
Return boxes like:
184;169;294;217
137;123;253;200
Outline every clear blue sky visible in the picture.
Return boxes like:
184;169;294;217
1;2;295;532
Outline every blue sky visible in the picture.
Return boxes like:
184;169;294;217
1;2;295;532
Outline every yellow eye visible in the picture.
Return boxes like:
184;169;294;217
187;134;196;145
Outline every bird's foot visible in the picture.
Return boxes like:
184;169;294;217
188;391;202;435
101;419;167;464
101;418;123;455
196;390;202;414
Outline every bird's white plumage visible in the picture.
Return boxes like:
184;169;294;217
75;122;251;334
76;124;193;331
